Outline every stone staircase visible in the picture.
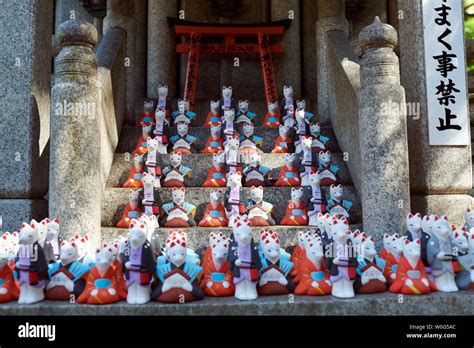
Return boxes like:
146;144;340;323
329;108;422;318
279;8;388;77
100;100;363;253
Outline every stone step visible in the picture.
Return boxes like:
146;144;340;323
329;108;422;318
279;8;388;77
102;186;362;227
107;153;352;188
116;126;341;154
100;224;363;256
1;292;473;315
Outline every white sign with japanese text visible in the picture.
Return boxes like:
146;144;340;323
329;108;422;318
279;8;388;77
422;0;469;145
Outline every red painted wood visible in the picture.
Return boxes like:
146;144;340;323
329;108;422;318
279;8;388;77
258;32;278;104
176;43;284;54
173;25;287;36
183;32;201;111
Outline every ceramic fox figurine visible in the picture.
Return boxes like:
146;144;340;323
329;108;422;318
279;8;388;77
317;151;339;186
427;216;458;292
122;220;156;304
294;234;332;296
280;188;309;226
132;124;153;156
404;213;431;267
198;189;229;227
157;84;171;120
464;208;474;231
304;169;327;226
326;216;357;298
46;240;91;301
309;121;330;153
294;108;310;153
220;86;235;114
139;171;163;217
290;231;310;284
15;222;49;304
221;108;238;145
280;85;295;117
77;245;126;304
225;171;247;227
161;151;191;187
152;107;170;154
381;233;403;284
116;190;142;228
271;124;294;154
246;186;275;226
236;100;257;127
171;99;197;125
228;215;261;300
242;152;271;187
202;122;224;154
239;122;262;155
0;234;20;302
296;99;315;121
204;100;221;127
200;232;235;296
224;135;242;175
450;229;474;290
203;153;227;187
274;153;301;187
354;236;388;294
144;136;163;182
263;101;280;128
326;184;352;221
298;136;317;186
136;99;155;128
169;121;197;154
160;187;197;227
153;230;204;303
123;154;145;188
389;239;437;295
258;229;295;295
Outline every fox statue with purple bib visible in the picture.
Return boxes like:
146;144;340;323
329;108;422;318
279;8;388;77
152;230;204;303
257;229;295;295
228;215;261;301
15;222;49;304
200;232;235;297
122;219;156;304
152;107;170;154
326;216;357;299
225;171;247;228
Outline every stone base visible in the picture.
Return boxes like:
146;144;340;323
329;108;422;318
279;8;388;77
0;199;48;231
0;291;472;315
411;194;472;226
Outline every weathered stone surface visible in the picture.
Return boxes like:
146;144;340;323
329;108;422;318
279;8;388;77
108;153;352;188
102;186;362;227
358;18;410;236
49;20;101;250
116;126;340;154
271;0;301;98
55;0;94;31
398;0;472;195
1;292;473;316
0;0;52;198
0;199;48;232
411;194;473;227
302;0;318;107
97;28;127;187
316;0;348;125
148;0;177;98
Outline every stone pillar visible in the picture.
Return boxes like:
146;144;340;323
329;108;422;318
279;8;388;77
148;0;177;98
0;0;52;230
316;0;348;124
50;20;101;248
301;0;318;110
103;0;136;124
271;0;301;98
398;0;472;225
358;17;410;236
134;0;148;116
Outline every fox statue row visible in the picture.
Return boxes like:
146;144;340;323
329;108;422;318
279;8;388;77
1;210;473;304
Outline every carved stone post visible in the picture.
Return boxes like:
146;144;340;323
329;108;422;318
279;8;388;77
316;0;347;124
50;20;101;249
358;17;410;236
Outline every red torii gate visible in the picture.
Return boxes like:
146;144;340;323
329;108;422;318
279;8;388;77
167;17;291;111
